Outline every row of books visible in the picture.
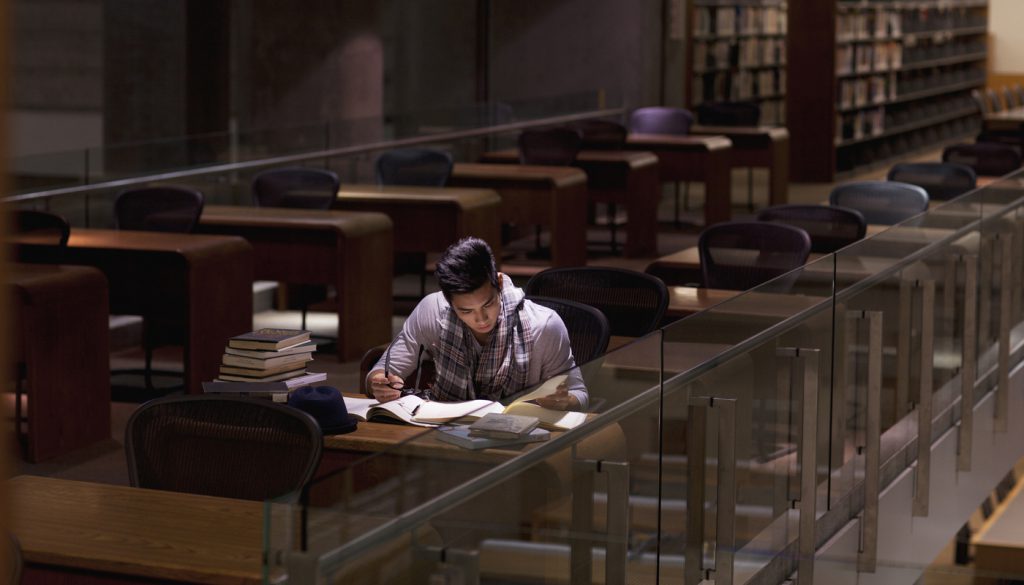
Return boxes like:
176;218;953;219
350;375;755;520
203;328;326;400
836;42;903;76
837;8;902;42
692;38;786;72
693;5;786;38
839;73;899;110
693;69;786;102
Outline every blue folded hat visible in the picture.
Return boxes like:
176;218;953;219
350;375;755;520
287;385;358;435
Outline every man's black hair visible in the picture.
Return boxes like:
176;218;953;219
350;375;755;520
435;237;499;299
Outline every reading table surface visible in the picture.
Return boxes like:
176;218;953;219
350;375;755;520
14;228;253;394
11;475;277;585
333;183;503;261
10;263;110;462
982;106;1024;133
478;148;662;257
449;162;589;267
198;205;394;360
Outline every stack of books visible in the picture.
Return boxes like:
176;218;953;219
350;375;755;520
436;413;550;450
202;328;326;400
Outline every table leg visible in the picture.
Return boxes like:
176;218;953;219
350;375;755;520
624;164;661;257
551;183;589;266
704;149;733;226
769;137;790;206
336;228;394;360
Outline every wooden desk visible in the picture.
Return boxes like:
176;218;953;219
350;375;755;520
15;229;253;395
449;163;589;266
666;286;829;319
690;125;790;206
982;107;1024;133
10;264;109;462
479;149;662;257
11;475;273;585
625;133;735;226
333;184;503;261
198;205;393;361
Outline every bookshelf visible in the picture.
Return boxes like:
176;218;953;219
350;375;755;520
788;0;988;181
687;0;789;126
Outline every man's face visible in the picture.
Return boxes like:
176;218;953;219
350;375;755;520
450;282;501;338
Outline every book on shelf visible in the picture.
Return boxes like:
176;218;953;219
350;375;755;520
468;413;540;440
221;351;312;371
435;426;550;451
224;341;316;359
343;374;587;431
228;328;311;351
203;371;327;395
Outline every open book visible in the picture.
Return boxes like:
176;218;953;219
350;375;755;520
345;375;586;431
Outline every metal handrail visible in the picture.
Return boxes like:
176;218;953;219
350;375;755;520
5;107;625;204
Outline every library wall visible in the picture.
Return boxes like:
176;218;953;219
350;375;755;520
987;0;1024;89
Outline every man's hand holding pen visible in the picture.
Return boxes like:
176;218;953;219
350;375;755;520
368;370;405;403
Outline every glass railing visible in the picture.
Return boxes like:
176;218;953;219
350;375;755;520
7;90;618;198
258;170;1024;584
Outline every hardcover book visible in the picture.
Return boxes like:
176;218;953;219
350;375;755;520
468;413;540;440
224;341;316;359
203;371;327;393
228;329;311;351
435;426;550;450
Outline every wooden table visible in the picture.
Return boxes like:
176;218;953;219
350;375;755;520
982;107;1024;133
690;125;790;206
15;229;253;395
665;285;829;319
198;205;393;361
624;133;735;226
11;475;274;585
449;163;589;266
10;264;109;462
333;184;503;260
479;149;662;257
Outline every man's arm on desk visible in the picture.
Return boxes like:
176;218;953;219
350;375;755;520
532;308;588;411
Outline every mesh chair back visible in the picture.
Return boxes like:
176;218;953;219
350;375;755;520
572;120;628;150
114;186;205;233
698;221;811;291
887;162;977;201
357;344;436;395
527;296;611;364
986;88;1004;113
628;106;694;135
828;180;929;225
942;143;1023;178
253;167;340;209
525;267;668;337
695;101;761;126
971;89;990;114
518;128;583;166
125;395;322;501
376;148;454;187
14;210;70;246
757;204;866;253
1002;86;1021;109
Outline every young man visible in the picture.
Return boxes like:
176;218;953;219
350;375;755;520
367;237;587;410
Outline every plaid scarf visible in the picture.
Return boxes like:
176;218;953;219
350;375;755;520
432;275;535;401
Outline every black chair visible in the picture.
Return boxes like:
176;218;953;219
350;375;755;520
828;180;929;225
13;210;70;246
887;162;977;201
375;148;453;187
942;143;1023;178
253;167;340;209
358;344;436;396
757;204;866;254
628;106;696;224
125;395;322;501
252;168;340;330
528;296;611;365
698;221;812;291
114;186;204;233
113;186;205;391
572;119;628;150
696;101;762;210
525;267;669;337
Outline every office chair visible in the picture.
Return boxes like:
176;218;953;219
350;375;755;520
528;296;611;365
253;167;339;209
13;210;71;247
698;221;812;292
628;106;696;224
887;162;977;201
828;180;929;225
376;148;454;187
942;143;1023;178
113;186;205;391
757;204;867;254
252;167;339;330
125;394;322;501
696;101;763;210
572;119;628;150
114;185;204;233
525;266;669;337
